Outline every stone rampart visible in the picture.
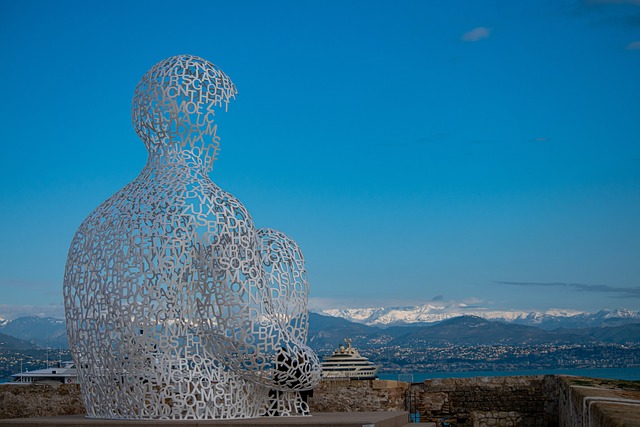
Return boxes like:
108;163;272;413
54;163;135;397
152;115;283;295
2;375;639;426
309;376;640;427
309;376;558;426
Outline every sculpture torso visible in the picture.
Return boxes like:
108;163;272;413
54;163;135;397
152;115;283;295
63;55;320;420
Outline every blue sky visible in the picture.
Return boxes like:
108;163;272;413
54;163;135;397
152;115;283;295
1;0;639;319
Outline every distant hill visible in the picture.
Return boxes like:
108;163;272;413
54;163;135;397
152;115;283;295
307;312;640;351
385;315;582;346
307;312;385;354
0;316;68;349
554;323;640;345
0;332;39;350
307;313;574;349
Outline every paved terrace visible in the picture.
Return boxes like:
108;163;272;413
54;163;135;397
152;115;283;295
0;412;411;427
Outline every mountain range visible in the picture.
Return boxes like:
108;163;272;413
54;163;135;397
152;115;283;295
0;308;639;351
318;306;640;330
307;312;640;354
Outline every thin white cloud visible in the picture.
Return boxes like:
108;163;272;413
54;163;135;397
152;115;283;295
626;40;640;49
461;27;491;42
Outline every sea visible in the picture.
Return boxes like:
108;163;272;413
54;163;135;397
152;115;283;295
3;367;639;384
379;367;640;382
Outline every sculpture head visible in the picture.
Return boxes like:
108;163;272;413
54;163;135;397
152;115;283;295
132;54;237;171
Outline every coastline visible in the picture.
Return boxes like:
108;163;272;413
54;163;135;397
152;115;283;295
4;366;639;384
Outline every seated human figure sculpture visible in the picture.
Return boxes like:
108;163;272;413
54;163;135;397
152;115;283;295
63;55;321;419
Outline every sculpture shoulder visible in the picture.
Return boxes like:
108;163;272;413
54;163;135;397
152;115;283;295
196;181;254;226
69;174;255;248
71;178;149;235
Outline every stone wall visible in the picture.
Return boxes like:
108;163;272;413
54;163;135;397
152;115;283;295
310;376;640;427
309;379;409;412
310;376;559;427
3;376;639;426
411;376;559;427
0;384;84;419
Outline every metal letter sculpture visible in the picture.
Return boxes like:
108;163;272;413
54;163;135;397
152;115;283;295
63;55;321;420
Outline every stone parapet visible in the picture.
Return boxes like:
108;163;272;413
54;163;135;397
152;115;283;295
556;376;640;427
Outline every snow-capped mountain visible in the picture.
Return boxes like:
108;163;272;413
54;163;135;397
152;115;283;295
321;305;460;326
318;305;640;330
